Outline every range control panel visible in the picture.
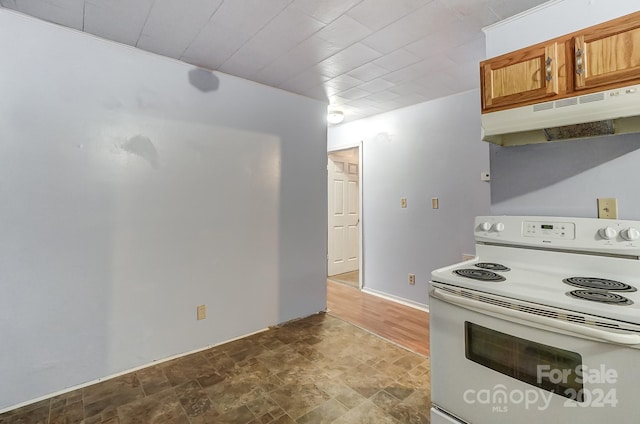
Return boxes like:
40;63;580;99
474;216;640;256
523;220;575;239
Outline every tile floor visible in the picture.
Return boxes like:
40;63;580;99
0;313;431;424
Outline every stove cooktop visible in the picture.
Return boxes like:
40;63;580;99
431;255;640;325
430;216;640;324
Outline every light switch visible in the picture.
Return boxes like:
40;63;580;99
401;197;407;208
597;198;618;219
197;305;206;320
431;197;439;209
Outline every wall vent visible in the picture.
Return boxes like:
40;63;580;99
555;98;578;108
580;92;605;104
533;102;554;112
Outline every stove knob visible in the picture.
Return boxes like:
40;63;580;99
493;222;505;232
621;227;640;241
598;226;618;240
479;222;492;231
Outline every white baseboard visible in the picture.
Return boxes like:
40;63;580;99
362;287;429;313
0;328;269;414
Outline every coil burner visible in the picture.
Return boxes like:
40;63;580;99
475;262;510;272
567;290;633;306
563;277;637;292
453;269;506;282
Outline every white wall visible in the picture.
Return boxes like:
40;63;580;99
328;91;491;307
486;0;640;219
485;0;640;57
0;10;327;411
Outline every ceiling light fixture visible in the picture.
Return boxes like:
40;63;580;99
327;110;344;124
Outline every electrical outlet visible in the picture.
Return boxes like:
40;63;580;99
598;198;618;219
401;197;407;208
409;274;416;285
197;304;206;320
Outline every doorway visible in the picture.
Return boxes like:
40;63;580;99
327;146;361;289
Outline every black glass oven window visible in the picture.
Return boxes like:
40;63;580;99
465;322;583;401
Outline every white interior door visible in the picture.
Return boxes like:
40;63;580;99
327;149;359;276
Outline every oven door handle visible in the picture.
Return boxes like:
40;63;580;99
431;287;640;346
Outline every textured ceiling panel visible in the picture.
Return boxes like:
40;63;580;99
13;0;84;29
84;0;153;45
136;0;224;58
0;0;551;123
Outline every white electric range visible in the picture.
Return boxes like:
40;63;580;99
429;216;640;424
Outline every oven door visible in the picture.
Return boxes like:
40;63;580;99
429;282;640;424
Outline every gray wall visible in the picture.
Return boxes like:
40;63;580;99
491;136;640;219
487;0;640;219
328;90;491;308
0;10;327;410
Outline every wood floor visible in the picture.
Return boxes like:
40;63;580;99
326;280;430;357
327;270;359;288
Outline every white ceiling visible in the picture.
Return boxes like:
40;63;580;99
0;0;549;123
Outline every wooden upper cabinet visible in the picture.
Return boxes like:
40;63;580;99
480;11;640;114
574;14;640;90
481;42;563;112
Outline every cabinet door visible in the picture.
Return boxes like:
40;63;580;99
481;42;561;111
574;16;640;90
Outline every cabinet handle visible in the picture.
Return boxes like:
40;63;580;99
576;48;584;75
545;57;553;81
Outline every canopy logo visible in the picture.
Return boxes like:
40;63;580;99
463;385;552;412
463;364;619;412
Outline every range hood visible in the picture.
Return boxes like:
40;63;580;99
482;84;640;146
